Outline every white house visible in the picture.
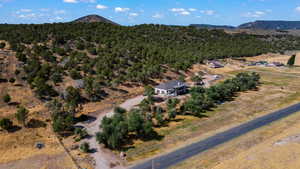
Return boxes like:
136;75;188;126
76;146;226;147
155;80;187;97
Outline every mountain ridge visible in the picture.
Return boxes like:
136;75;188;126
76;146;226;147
238;20;300;30
190;20;300;30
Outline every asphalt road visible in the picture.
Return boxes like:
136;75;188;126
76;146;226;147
131;102;300;169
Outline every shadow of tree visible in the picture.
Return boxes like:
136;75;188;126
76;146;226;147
8;102;20;106
7;125;22;133
27;119;47;128
75;114;97;123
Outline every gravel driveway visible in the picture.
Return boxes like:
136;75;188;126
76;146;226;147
80;95;145;169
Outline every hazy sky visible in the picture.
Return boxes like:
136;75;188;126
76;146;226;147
0;0;300;26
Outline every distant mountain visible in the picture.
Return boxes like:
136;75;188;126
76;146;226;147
238;20;300;30
190;24;236;29
73;15;119;25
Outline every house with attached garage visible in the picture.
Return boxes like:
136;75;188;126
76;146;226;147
154;80;187;97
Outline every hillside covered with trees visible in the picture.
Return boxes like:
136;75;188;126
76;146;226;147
0;23;288;90
0;22;298;135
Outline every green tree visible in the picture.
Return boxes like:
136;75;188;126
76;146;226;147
155;112;164;127
0;42;5;49
65;86;81;105
69;69;82;80
168;109;177;120
52;113;74;133
166;98;180;110
144;85;155;96
191;75;204;86
287;55;296;66
80;142;90;153
3;94;11;103
9;78;15;83
127;109;144;134
114;107;127;114
15;106;29;127
96;113;128;150
50;72;63;85
0;118;13;131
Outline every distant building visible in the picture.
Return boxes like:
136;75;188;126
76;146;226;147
208;61;224;68
155;80;187;97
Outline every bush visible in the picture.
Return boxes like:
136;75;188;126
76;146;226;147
287;55;296;66
52;113;74;133
168;109;177;120
155;112;164;126
80;142;90;153
15;106;29;127
9;78;15;83
69;69;82;80
15;69;20;75
144;85;155;96
0;42;5;49
114;106;127;114
74;128;88;141
0;118;13;131
3;94;11;103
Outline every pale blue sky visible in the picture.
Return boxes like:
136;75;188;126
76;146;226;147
0;0;300;26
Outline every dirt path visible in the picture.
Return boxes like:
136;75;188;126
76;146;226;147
80;95;145;169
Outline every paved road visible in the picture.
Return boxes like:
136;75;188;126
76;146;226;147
131;102;300;169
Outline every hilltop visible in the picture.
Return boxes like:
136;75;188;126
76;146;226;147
72;14;119;25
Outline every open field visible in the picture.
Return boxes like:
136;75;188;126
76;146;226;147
126;64;300;166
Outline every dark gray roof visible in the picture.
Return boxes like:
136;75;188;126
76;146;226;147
155;80;186;90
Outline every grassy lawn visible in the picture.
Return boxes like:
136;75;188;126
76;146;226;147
126;66;300;165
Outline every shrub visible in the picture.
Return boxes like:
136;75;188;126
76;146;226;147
3;94;11;103
15;69;20;75
15;106;29;127
287;55;296;66
144;85;155;96
0;118;13;131
114;107;127;114
80;142;90;153
0;42;5;49
9;78;15;83
74;128;88;141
